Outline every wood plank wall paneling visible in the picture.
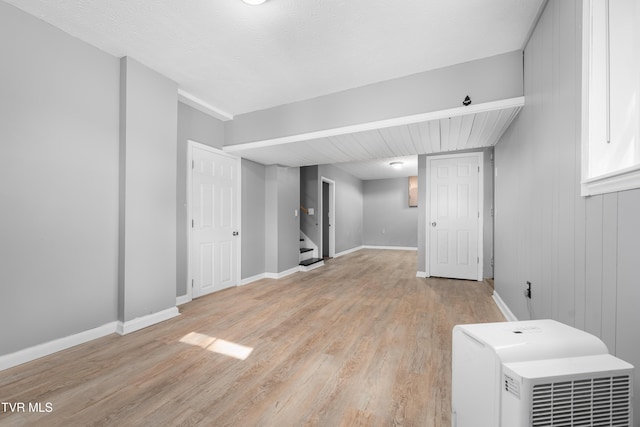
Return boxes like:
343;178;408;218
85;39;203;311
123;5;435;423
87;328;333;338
616;190;640;366
601;193;619;353
585;195;604;338
494;1;640;424
0;250;504;426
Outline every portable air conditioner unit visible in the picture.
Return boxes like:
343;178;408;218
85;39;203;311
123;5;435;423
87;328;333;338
451;319;634;427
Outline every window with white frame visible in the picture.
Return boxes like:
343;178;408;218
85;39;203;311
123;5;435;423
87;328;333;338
582;0;640;196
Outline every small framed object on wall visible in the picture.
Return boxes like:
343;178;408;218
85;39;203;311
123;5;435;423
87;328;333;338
408;176;418;207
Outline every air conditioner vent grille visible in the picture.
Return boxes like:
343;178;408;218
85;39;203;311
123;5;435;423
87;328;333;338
531;375;631;426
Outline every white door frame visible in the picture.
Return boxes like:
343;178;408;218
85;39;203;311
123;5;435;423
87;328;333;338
320;177;336;258
425;151;484;281
186;140;242;301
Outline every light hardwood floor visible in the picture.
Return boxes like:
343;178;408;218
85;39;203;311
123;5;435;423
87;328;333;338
0;249;504;426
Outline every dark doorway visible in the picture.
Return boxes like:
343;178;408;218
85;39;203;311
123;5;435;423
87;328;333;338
322;181;330;258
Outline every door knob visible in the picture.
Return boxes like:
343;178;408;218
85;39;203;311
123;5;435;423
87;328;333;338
233;231;239;236
431;222;437;227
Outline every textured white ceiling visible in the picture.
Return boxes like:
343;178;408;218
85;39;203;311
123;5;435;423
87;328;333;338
333;156;419;181
4;0;543;117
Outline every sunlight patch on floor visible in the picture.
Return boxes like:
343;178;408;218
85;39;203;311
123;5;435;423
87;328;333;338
179;332;253;360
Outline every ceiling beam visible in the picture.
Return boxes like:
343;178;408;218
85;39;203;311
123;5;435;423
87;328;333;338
224;97;524;153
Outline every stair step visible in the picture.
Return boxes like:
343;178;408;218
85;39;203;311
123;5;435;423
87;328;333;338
299;257;323;267
299;248;313;254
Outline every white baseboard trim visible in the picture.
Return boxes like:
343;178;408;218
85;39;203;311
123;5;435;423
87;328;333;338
116;307;180;335
334;245;364;258
239;273;268;286
243;261;324;282
264;266;301;280
416;271;428;278
363;245;418;251
0;321;118;372
176;295;192;306
492;291;518;322
334;245;418;257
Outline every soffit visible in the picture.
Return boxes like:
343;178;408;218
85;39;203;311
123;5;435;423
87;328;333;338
229;98;522;179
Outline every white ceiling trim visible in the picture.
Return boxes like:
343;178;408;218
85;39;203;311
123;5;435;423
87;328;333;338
224;97;525;153
178;89;233;122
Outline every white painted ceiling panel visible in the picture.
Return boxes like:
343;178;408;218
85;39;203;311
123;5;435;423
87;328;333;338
378;126;417;157
232;102;523;179
410;120;441;154
439;117;453;152
467;111;492;148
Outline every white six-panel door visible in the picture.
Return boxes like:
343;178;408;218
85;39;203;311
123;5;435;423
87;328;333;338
428;154;482;281
190;144;240;298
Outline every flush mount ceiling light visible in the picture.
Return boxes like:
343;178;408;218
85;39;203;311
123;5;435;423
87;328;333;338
242;0;267;4
389;161;404;169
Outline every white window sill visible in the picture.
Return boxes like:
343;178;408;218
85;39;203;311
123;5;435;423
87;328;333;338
581;164;640;196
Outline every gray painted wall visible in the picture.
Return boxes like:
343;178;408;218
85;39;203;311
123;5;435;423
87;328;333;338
363;178;418;247
226;51;524;145
277;167;301;272
265;166;301;274
241;159;267;279
317;165;364;254
494;1;640;422
119;57;177;322
0;1;120;354
417;148;494;277
265;166;278;274
176;102;224;296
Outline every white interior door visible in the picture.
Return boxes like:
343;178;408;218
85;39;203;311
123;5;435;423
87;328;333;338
428;154;482;280
191;145;240;298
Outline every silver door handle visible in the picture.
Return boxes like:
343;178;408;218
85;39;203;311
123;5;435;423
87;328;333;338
431;222;437;227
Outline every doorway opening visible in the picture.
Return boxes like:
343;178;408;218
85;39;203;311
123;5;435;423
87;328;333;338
320;177;336;259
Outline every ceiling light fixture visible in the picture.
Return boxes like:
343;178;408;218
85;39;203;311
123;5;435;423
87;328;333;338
242;0;267;5
390;161;404;169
